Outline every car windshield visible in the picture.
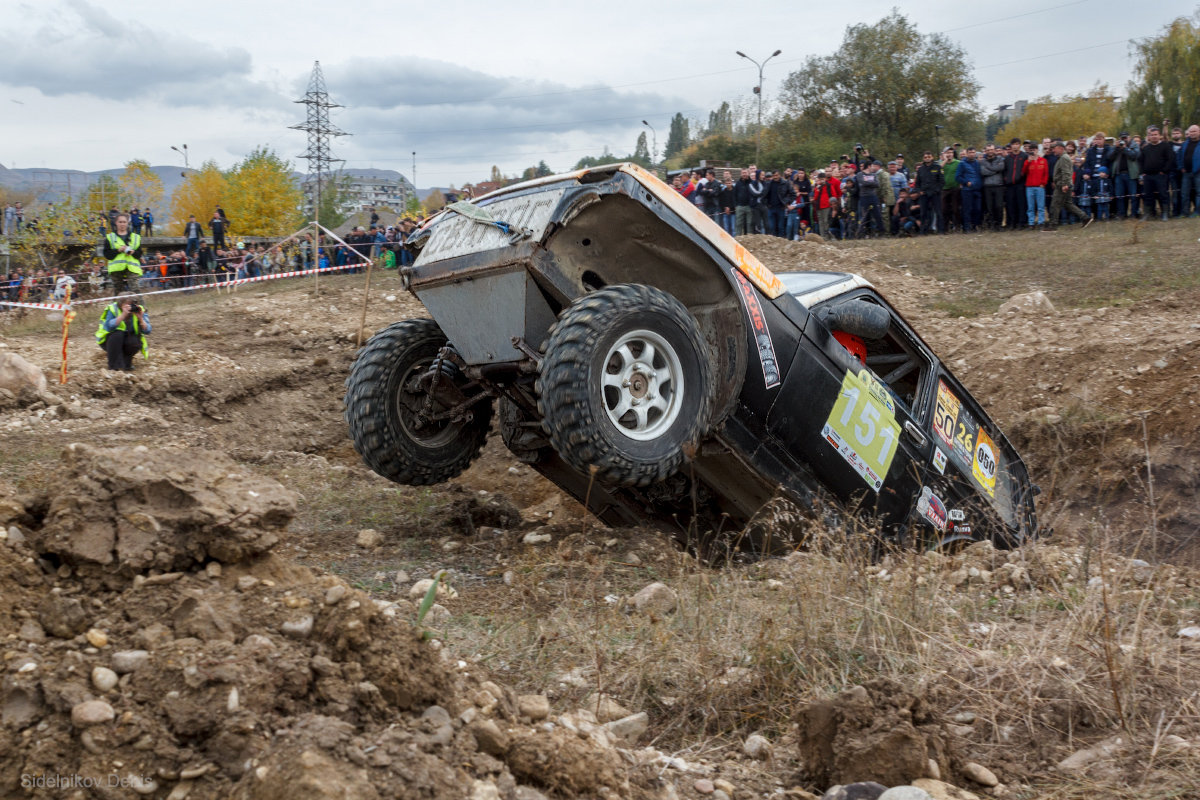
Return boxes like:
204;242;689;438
778;271;853;298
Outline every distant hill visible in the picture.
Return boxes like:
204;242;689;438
0;164;425;211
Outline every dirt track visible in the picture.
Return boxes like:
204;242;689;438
2;235;1198;799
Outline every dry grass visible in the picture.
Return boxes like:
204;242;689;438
840;217;1200;316
440;519;1200;795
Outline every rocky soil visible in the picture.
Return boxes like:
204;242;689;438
1;235;1197;799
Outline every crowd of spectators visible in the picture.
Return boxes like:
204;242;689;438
672;124;1200;238
3;211;427;309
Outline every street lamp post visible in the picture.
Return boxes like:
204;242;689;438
170;144;189;172
735;49;781;165
641;120;658;169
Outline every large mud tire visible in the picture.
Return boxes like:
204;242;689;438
345;319;492;486
536;284;712;487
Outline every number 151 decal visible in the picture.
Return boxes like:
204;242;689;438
822;369;902;492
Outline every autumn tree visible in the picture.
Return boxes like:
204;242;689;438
996;85;1122;144
223;147;303;236
118;160;164;211
1124;13;1200;131
423;189;446;214
778;12;981;157
169;160;227;234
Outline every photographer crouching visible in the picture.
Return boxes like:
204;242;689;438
95;292;151;372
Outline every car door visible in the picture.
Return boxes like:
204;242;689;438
766;290;934;529
921;369;1033;547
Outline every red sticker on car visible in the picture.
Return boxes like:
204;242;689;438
730;269;781;388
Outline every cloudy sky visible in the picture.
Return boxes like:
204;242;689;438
0;0;1193;187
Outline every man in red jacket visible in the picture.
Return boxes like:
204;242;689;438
1022;145;1050;228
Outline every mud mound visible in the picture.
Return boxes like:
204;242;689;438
29;444;296;575
795;678;948;788
0;448;654;800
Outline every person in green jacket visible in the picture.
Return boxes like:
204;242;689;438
941;148;961;233
95;292;151;371
1047;141;1092;230
101;214;144;295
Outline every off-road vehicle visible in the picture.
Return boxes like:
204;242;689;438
344;163;1038;550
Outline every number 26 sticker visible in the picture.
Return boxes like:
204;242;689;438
822;370;902;492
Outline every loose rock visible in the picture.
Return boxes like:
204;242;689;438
631;582;678;616
71;700;115;727
91;666;119;692
822;784;887;800
111;649;150;674
961;763;998;787
356;528;383;548
695;778;715;794
604;711;649;744
281;615;314;639
517;694;551;721
743;733;772;760
878;789;934;800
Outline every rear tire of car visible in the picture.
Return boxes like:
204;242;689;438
537;284;712;487
344;319;492;486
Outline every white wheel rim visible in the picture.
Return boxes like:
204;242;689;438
600;329;684;442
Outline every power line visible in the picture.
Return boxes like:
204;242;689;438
976;37;1143;69
353;109;706;137
937;0;1088;34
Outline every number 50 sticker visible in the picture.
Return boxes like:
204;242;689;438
822;370;902;492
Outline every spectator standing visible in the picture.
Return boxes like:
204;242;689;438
956;148;983;232
143;208;154;236
980;145;1005;230
914;151;943;234
1003;139;1029;231
1169;126;1185;215
210;211;227;249
748;170;767;234
1081;132;1113;221
812;170;836;239
1108;133;1140;218
718;171;736;234
733;168;753;235
1022;146;1050;228
1176;124;1200;217
1139;126;1174;221
183;215;204;257
856;161;886;238
766;172;788;236
130;208;143;235
3;203;13;236
101;213;144;295
196;241;214;284
941;149;961;234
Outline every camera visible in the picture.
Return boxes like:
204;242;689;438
855;143;863;150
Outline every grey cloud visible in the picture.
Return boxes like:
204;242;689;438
0;0;284;110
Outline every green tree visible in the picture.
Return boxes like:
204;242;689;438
315;174;353;229
633;131;651;163
778;11;981;157
118;159;164;211
706;101;734;138
224;146;303;236
997;85;1122;144
9;197;99;272
82;175;126;219
1124;13;1200;132
405;195;422;216
663;113;691;159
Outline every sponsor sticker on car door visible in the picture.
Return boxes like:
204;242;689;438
822;368;901;491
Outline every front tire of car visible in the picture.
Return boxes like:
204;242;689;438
536;284;712;487
344;319;493;486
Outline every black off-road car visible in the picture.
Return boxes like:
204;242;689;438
344;164;1038;550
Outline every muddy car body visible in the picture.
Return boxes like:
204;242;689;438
345;163;1038;549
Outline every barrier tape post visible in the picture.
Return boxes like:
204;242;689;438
59;284;75;385
313;220;320;297
356;247;374;349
